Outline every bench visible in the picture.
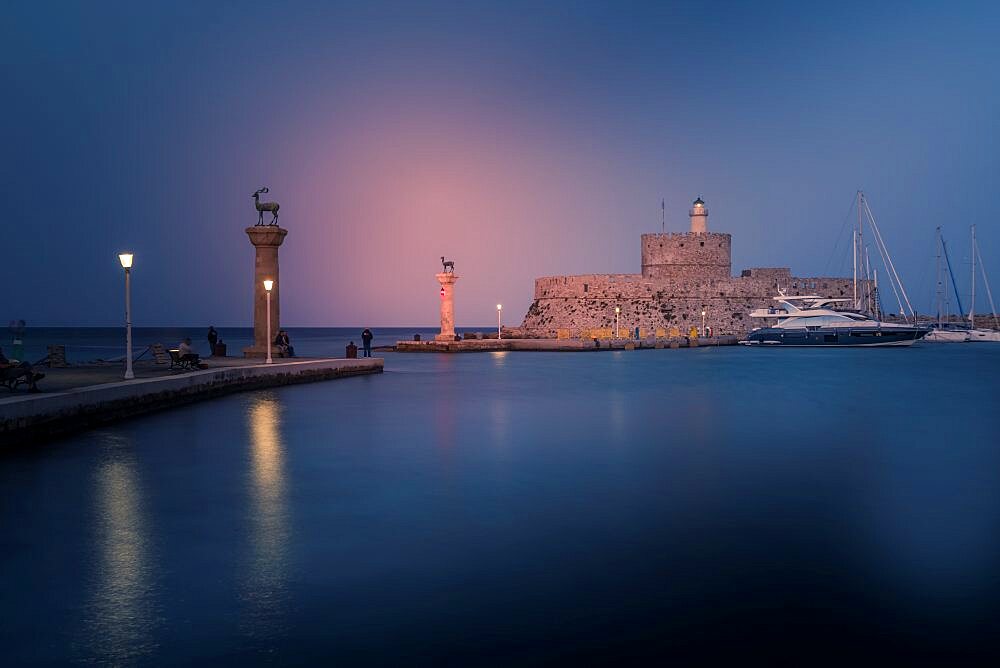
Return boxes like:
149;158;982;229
1;364;45;393
168;349;201;371
151;343;170;365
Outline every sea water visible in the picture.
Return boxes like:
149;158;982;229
2;341;1000;663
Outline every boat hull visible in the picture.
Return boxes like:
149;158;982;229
969;329;1000;342
924;330;969;343
744;327;928;347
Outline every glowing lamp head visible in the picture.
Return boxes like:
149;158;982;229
118;252;134;269
263;279;274;292
497;304;502;311
693;196;705;207
701;310;706;316
615;306;620;314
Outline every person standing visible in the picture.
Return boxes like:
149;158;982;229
207;326;218;355
361;328;373;358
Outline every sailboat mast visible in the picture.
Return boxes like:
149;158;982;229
873;268;880;319
936;226;943;328
853;191;861;308
864;246;873;314
970;224;976;328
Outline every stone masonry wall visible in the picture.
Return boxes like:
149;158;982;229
522;274;861;337
641;232;732;280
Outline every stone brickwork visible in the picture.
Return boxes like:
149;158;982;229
641;232;732;280
519;198;862;338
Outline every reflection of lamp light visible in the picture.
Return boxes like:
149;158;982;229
264;279;274;364
497;304;502;340
119;252;135;379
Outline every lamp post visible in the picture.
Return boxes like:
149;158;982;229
615;306;620;338
118;252;134;380
497;304;503;340
701;309;707;337
263;279;274;364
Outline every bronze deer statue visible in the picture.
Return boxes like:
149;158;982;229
252;187;280;226
441;256;454;273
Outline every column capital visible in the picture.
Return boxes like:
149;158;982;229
245;226;288;248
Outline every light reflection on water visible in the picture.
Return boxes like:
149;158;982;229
3;345;1000;663
240;393;291;641
80;437;159;663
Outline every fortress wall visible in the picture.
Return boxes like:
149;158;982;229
521;275;862;336
641;232;731;280
741;268;792;279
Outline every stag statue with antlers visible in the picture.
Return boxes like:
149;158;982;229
252;187;280;226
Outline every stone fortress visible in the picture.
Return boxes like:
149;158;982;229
518;197;861;337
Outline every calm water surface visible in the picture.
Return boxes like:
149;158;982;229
3;345;1000;663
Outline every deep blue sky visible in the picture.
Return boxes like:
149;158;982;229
3;1;998;326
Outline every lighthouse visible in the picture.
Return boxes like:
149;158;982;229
689;196;708;234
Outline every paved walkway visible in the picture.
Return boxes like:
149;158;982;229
1;357;383;440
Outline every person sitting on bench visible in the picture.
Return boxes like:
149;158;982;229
274;330;295;357
0;346;45;391
178;338;200;365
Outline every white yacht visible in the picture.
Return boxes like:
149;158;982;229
741;295;929;347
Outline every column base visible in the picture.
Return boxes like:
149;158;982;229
434;333;458;342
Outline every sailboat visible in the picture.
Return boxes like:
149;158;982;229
968;224;1000;342
924;227;969;342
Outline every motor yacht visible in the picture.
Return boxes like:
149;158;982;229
741;295;928;347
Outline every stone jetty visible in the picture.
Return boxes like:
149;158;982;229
397;335;738;352
0;357;382;442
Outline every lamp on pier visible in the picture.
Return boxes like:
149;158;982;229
118;252;135;380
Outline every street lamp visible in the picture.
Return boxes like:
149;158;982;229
497;304;503;340
615;306;620;338
263;279;274;364
118;252;134;380
701;309;707;337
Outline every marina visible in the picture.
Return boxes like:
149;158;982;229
4;1;1000;663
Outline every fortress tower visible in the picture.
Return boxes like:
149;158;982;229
640;196;732;280
690;196;708;234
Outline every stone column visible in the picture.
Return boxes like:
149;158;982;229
244;226;288;358
435;272;459;341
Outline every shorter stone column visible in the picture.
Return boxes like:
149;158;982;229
244;226;288;358
435;272;459;341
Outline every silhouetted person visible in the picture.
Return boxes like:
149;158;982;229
207;326;218;353
178;337;200;363
274;330;295;357
361;329;373;357
346;341;358;359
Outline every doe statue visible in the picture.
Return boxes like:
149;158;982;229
252;187;280;226
441;256;455;273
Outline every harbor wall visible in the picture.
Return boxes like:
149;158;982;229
1;358;382;442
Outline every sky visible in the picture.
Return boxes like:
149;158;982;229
3;0;999;327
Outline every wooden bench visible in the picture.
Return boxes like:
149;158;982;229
1;364;44;392
168;349;201;371
151;343;170;365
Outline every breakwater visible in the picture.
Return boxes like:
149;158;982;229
396;336;738;352
1;358;382;442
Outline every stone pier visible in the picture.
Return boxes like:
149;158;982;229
435;272;459;341
244;226;288;358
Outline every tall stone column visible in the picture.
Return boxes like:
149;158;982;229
435;272;459;341
244;226;288;358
